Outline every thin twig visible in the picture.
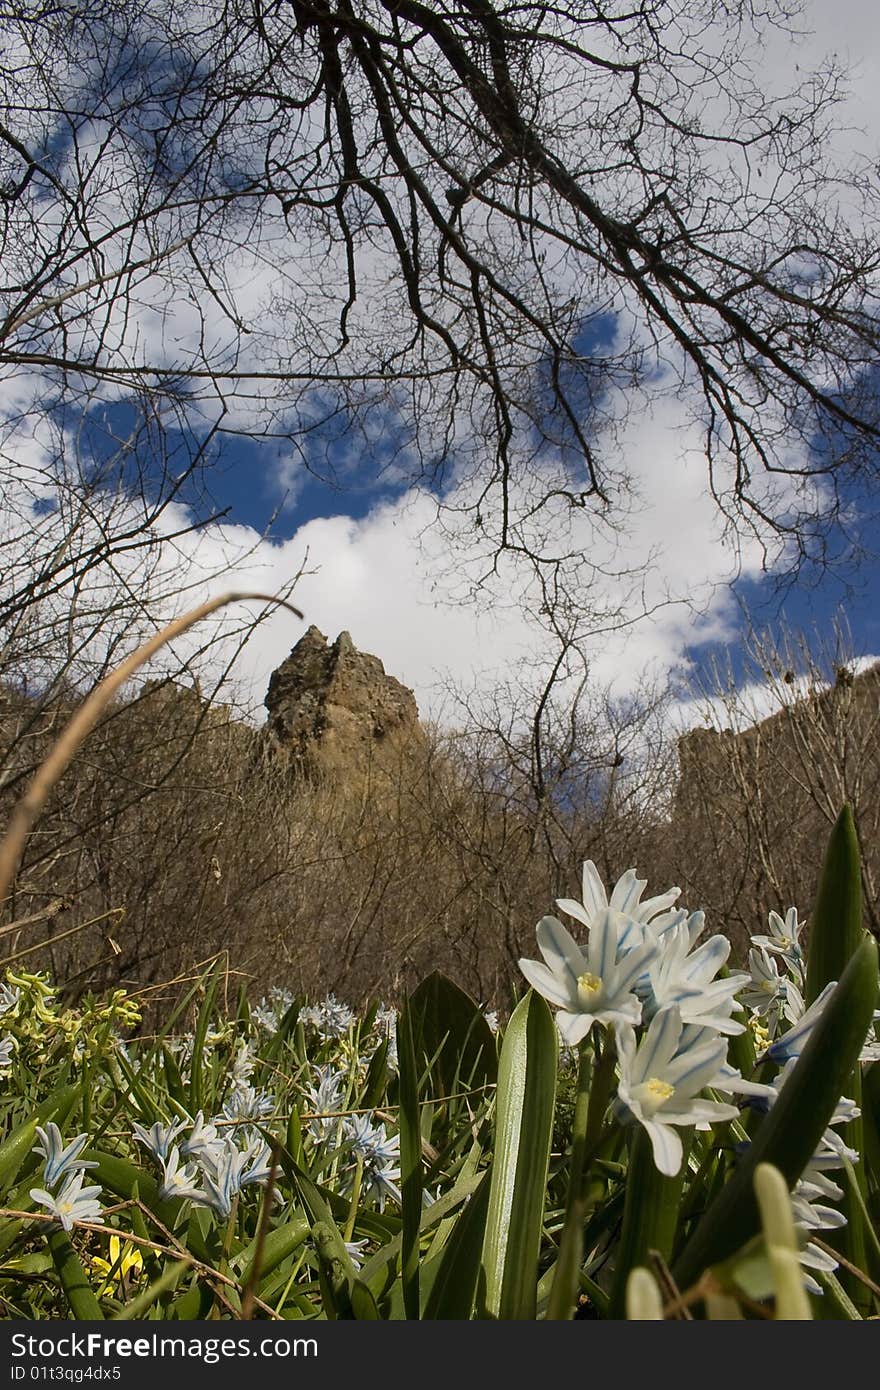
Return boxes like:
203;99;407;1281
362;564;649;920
0;1207;282;1319
0;898;67;939
0;907;124;966
649;1249;692;1319
812;1236;880;1299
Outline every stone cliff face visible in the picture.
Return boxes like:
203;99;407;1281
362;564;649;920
675;662;880;815
263;625;423;778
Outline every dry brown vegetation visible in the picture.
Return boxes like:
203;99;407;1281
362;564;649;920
1;628;878;1012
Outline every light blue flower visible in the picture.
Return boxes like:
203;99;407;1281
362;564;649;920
788;1150;850;1296
231;1042;256;1085
238;1139;274;1189
372;1008;399;1069
797;1240;841;1296
614;1007;739;1176
860;1010;880;1063
766;981;837;1064
197;1142;247;1218
341;1147;401;1211
702;1058;777;1104
221;1083;274;1124
302;1065;348;1145
251;987;295;1032
555;862;682;951
345;1239;369;1270
198;1137;271;1216
180;1111;219;1162
158;1146;206;1204
269;986;294;1014
643;922;749;1034
738;945;793;1034
360;1161;402;1210
30;1169;104;1232
751;907;804;978
519;910;658;1046
33;1123;97;1189
0;983;20;1017
300;994;355;1039
251;1002;278;1032
337;1115;401;1211
346;1114;400;1167
0;1034;15;1072
132;1118;189;1163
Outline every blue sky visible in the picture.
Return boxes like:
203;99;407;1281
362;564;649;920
171;0;880;718
9;0;880;728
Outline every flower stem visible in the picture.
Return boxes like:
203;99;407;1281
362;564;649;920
609;1125;690;1319
545;1031;616;1319
343;1156;363;1244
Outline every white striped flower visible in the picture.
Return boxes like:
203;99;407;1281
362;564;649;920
555;862;682;952
765;981;837;1064
751;907;804;978
33;1123;97;1188
158;1146;206;1204
614;1007;739;1176
132;1118;189;1163
31;1169;104;1232
739;945;793;1035
643;922;749;1035
519;910;658;1046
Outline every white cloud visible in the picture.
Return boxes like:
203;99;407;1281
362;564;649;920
667;651;880;739
114;397;783;723
2;0;876;740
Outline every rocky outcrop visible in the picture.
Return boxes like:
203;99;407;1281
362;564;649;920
263;626;423;779
675;662;880;816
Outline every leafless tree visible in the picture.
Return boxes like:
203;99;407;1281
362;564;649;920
2;0;879;599
668;621;880;952
4;2;880;1002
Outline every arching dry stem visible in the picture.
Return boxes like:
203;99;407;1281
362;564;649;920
0;592;304;905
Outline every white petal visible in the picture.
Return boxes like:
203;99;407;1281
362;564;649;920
665;1039;728;1094
641;1119;683;1176
636;1007;682;1082
596;998;642;1029
556;1010;596;1046
555;898;592;931
663;1098;739;1125
518;958;573;1008
614;937;661;994
614;1022;637;1073
535;916;585;980
637;888;682;923
581;862;608;918
588;907;618;980
682;935;730;982
610;869;647;916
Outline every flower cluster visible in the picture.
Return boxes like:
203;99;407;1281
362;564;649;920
733;904;880;1291
0;969;141;1068
298;993;356;1040
298;1061;401;1209
520;862;749;1176
522;862;879;1298
133;1111;275;1218
250;986;295;1033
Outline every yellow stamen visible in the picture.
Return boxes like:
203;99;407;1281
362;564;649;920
646;1077;674;1102
577;971;602;1005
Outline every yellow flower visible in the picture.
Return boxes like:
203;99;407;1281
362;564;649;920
89;1235;144;1289
748;1013;771;1051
